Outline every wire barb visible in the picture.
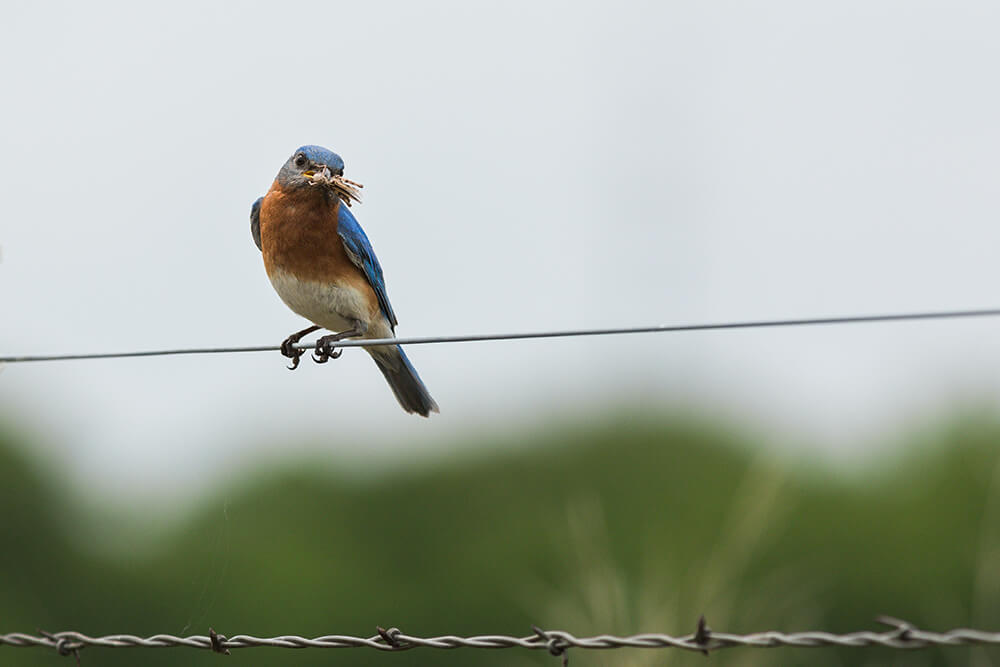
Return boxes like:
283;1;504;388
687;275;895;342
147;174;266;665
38;630;81;665
209;628;230;656
3;307;1000;364
533;625;570;666
694;615;711;656
877;615;915;643
376;626;403;649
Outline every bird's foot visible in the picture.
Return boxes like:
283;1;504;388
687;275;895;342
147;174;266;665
281;339;305;370
312;335;344;364
280;325;321;370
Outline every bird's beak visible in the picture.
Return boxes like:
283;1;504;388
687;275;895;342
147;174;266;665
303;165;332;181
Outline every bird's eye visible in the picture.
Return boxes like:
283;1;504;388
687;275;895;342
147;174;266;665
294;154;307;168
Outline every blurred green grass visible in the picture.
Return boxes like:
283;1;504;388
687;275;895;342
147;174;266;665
1;413;998;666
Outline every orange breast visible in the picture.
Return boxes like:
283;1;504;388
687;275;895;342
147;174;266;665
260;181;361;283
259;181;379;318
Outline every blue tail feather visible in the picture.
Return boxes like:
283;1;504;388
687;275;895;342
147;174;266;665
372;346;438;417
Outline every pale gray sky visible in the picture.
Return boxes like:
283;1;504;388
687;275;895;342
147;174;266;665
2;1;1000;503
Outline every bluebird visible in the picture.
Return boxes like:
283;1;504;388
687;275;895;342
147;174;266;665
251;145;439;417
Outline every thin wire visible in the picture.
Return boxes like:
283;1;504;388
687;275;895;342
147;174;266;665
2;307;1000;363
2;618;999;657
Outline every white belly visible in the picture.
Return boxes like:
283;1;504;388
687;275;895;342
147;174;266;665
268;267;367;332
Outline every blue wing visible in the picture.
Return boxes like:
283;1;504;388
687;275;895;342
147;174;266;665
338;205;398;329
250;197;263;251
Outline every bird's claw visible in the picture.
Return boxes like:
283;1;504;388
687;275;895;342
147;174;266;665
278;325;321;370
280;337;305;370
312;336;343;364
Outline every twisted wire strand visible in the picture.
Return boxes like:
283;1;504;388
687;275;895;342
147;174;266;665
2;307;1000;363
4;623;1000;656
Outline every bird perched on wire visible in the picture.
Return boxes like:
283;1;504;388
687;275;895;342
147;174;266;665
250;145;438;417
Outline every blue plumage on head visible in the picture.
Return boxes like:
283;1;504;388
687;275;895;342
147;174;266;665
296;145;345;172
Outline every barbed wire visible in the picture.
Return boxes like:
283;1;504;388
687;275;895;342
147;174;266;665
3;307;1000;363
3;617;1000;664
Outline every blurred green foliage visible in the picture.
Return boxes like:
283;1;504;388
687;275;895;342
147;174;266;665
2;414;999;666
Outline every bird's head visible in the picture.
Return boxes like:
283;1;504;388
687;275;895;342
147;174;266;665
276;145;362;205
